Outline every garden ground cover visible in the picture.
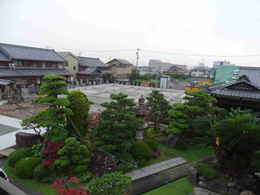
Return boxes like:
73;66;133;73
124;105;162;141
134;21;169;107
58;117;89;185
143;177;193;195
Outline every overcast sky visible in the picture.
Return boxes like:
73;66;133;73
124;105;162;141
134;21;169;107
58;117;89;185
1;0;260;67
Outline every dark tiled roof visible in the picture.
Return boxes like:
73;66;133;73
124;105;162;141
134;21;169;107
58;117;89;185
0;51;9;61
78;56;105;67
107;58;133;66
0;43;65;62
0;68;70;78
211;88;260;100
77;67;102;75
239;66;260;88
58;52;78;59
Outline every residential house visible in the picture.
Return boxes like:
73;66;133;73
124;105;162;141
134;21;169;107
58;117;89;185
0;42;70;99
148;59;185;73
209;66;260;111
106;58;134;83
77;56;107;85
58;52;79;82
165;64;188;75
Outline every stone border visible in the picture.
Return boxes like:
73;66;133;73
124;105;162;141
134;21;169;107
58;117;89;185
126;157;195;195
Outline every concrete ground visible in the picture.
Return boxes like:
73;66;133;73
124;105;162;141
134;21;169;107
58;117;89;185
72;84;185;106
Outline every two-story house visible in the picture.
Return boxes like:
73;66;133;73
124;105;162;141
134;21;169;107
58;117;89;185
106;58;134;83
58;52;78;82
0;43;70;99
77;56;107;85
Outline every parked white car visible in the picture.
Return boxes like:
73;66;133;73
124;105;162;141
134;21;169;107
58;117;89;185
0;168;9;182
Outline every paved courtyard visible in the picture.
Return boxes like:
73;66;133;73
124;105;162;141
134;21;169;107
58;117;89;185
72;84;185;108
0;124;19;136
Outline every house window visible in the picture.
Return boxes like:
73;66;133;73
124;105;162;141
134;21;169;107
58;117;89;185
73;66;76;70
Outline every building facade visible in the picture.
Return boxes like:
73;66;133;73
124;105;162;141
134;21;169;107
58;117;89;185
58;52;79;81
0;43;70;99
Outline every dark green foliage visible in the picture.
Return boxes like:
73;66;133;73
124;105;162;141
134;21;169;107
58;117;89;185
168;90;224;145
145;139;159;151
213;111;260;176
252;150;260;171
131;141;153;161
87;172;132;195
33;164;50;182
196;163;217;179
67;90;90;137
22;75;72;135
31;144;43;158
146;90;171;131
94;93;143;155
15;157;41;178
45;128;68;142
54;137;90;176
8;148;32;167
168;103;189;134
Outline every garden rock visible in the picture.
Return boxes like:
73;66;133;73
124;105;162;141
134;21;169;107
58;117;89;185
167;134;179;147
193;187;220;195
240;191;255;195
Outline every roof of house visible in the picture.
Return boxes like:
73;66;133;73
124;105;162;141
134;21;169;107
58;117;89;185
211;66;260;100
0;51;9;62
78;56;105;67
58;52;78;60
167;65;186;72
77;67;102;75
0;68;70;78
0;43;65;62
107;58;133;65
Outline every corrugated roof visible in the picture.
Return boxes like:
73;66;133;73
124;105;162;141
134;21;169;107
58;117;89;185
78;56;105;67
0;43;65;62
0;69;70;78
0;51;9;61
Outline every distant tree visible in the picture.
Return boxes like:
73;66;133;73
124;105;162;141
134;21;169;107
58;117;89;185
146;90;171;131
22;75;72;135
94;93;143;155
67;90;90;137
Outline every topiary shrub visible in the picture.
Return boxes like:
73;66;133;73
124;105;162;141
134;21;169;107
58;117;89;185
131;141;153;161
87;172;131;195
15;157;41;178
8;148;32;167
196;163;217;179
33;164;50;182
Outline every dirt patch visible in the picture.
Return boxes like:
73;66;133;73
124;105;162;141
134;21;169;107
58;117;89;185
0;97;47;120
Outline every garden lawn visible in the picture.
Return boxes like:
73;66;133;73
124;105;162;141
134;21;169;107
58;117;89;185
144;177;193;195
145;144;214;166
4;164;57;195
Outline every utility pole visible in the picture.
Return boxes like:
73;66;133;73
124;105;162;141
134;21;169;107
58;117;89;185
136;48;140;67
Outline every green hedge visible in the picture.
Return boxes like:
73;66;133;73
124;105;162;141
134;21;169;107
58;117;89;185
8;148;32;167
15;157;41;179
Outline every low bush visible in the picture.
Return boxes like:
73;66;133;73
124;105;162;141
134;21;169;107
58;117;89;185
8;148;32;167
87;172;131;195
33;164;50;182
196;163;217;179
15;157;41;178
145;139;159;151
131;141;153;161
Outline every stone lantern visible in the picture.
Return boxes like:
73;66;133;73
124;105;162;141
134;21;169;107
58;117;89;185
136;95;148;141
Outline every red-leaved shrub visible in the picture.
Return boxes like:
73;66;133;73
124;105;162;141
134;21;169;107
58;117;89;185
52;177;90;195
42;140;64;166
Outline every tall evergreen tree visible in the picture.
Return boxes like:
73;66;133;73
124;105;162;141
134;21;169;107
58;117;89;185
94;93;143;155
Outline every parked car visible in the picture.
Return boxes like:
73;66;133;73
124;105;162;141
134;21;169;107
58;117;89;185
0;168;9;182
